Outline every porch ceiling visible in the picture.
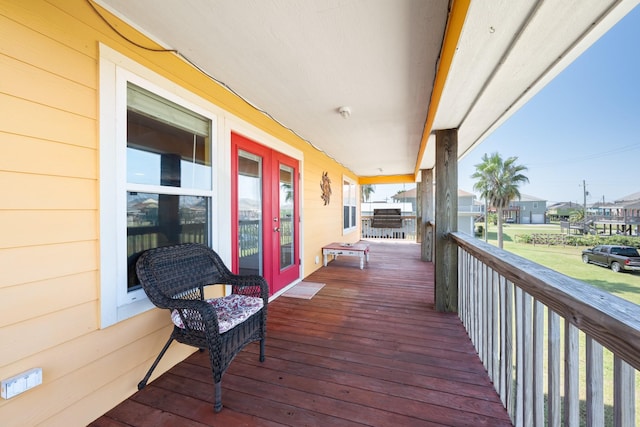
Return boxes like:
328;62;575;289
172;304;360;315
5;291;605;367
96;0;637;179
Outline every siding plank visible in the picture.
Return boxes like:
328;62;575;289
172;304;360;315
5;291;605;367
0;272;96;327
0;94;95;147
1;241;96;288
0;172;96;210
0;13;96;88
0;54;95;117
0;302;97;366
0;133;95;178
0;210;96;248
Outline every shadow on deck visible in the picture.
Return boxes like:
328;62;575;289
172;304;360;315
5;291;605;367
91;241;511;426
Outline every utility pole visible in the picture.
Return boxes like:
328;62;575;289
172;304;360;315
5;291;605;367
582;180;589;234
583;179;587;217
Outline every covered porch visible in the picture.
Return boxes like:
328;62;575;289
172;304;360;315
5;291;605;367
91;241;512;426
3;1;640;425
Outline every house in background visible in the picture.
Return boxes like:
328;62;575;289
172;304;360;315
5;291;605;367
589;191;640;235
391;188;419;212
547;201;583;222
457;189;484;235
505;194;548;224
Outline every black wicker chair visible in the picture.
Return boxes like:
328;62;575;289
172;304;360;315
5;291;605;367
135;243;268;412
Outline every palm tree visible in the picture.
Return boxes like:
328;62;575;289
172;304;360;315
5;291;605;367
361;184;375;202
472;152;529;249
569;209;585;224
281;182;293;202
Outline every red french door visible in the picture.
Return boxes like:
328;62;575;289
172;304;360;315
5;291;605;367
231;132;300;295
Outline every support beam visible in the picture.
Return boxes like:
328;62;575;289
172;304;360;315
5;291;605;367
418;169;434;261
434;129;458;312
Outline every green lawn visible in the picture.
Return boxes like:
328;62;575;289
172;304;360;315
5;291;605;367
483;223;640;305
480;223;639;425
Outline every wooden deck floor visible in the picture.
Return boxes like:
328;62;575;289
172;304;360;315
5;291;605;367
91;241;512;426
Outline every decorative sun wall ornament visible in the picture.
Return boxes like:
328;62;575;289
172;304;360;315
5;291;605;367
320;171;332;205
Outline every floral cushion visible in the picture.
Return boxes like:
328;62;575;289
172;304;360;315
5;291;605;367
171;294;264;333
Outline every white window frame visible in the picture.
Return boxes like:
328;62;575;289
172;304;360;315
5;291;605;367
99;46;218;328
342;176;358;235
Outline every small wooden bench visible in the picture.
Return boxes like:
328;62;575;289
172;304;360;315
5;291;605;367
322;241;370;269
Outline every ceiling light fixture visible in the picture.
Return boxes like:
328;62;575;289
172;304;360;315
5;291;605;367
338;106;351;119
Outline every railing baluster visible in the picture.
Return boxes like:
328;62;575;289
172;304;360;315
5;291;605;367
564;322;580;426
586;336;604;426
468;250;473;329
533;300;544;426
471;256;479;347
480;262;486;370
515;286;524;426
487;266;495;382
499;274;507;407
505;279;515;422
614;356;635;427
521;291;532;426
458;248;465;329
491;269;500;386
548;310;561;427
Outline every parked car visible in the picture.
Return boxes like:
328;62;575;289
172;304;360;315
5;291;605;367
581;245;640;273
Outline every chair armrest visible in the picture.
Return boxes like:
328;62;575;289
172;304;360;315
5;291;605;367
224;274;269;303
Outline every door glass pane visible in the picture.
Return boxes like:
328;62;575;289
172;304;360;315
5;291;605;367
238;151;262;276
279;164;294;270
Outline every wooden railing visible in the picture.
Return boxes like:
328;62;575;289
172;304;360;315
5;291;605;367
450;232;640;426
127;223;207;255
127;218;293;258
361;215;416;240
588;215;640;224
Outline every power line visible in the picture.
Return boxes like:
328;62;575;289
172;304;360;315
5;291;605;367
525;142;640;168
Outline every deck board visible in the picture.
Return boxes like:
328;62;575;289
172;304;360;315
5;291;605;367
91;241;512;426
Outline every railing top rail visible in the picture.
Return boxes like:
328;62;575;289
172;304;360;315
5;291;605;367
450;231;640;371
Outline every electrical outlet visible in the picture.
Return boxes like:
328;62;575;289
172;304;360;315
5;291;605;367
1;368;42;399
315;255;319;264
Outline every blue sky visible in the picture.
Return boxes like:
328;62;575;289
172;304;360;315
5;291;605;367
373;5;640;205
458;5;640;205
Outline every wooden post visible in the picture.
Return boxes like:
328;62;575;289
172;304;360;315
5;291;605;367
417;181;423;244
419;169;434;261
434;129;458;312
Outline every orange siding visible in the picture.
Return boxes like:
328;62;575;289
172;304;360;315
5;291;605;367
0;0;359;424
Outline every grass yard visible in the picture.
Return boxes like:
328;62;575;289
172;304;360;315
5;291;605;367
481;223;640;425
484;223;640;305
